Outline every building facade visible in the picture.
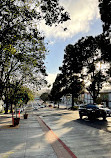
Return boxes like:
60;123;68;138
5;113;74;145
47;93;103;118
0;100;4;112
61;91;111;108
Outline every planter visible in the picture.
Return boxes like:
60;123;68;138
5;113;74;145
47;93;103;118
24;114;28;119
14;118;20;126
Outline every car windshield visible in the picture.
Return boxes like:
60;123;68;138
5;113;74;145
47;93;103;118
86;104;98;108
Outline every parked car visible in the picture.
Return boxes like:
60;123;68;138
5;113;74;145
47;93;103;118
20;108;24;112
96;104;111;117
40;105;45;108
79;104;107;120
48;104;52;107
37;103;41;106
33;106;38;110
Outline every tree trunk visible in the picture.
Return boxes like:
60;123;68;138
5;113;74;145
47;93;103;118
54;102;55;108
58;102;59;108
93;86;97;104
10;104;13;113
5;102;8;114
72;93;74;108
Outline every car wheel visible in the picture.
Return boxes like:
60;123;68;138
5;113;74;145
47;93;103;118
88;115;92;120
80;114;82;119
103;116;106;120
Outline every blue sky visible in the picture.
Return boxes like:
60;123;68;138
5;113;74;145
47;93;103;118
39;0;103;85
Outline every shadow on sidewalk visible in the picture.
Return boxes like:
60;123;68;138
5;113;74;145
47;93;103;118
73;118;111;133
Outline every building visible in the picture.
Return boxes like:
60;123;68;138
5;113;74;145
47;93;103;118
0;100;4;112
100;91;111;108
61;90;111;109
82;91;111;108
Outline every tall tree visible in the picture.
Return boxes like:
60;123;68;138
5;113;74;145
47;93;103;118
59;44;84;107
75;36;110;103
86;61;107;103
98;0;111;34
98;0;111;62
50;73;64;108
40;92;50;103
0;0;70;112
60;35;110;105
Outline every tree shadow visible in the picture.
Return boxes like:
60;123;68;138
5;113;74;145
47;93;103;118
74;117;111;133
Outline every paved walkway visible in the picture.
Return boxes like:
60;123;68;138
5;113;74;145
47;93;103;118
1;107;111;158
37;108;111;158
0;109;77;158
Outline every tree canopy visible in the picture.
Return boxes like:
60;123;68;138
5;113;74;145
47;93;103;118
0;0;70;113
49;1;111;106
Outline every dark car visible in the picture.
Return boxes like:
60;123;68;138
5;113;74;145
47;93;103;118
79;104;107;120
96;104;111;117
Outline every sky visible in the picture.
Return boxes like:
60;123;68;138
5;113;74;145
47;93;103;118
39;0;103;86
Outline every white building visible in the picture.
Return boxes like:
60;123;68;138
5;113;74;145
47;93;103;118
61;90;111;109
108;92;111;108
83;91;111;108
84;92;93;104
0;100;4;112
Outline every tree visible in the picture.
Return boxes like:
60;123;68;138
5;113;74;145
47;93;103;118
74;36;110;104
40;92;50;103
50;73;64;108
50;1;111;107
86;62;107;103
0;0;45;99
40;0;70;26
97;34;111;62
98;0;111;34
3;79;21;113
59;44;84;107
3;80;34;113
0;0;70;112
98;1;111;64
59;35;110;105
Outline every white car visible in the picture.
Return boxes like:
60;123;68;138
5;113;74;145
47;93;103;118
40;105;45;108
33;106;38;110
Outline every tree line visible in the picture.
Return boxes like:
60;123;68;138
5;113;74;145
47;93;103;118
50;0;111;108
0;0;70;113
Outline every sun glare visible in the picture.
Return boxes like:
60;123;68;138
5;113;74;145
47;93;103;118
96;62;110;72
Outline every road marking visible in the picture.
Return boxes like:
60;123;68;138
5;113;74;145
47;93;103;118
37;116;77;158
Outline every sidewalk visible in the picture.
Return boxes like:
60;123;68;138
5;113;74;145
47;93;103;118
0;113;15;129
0;109;77;158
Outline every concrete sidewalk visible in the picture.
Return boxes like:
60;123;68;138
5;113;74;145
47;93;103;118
0;109;77;158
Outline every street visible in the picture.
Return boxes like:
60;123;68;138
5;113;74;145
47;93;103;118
34;107;111;158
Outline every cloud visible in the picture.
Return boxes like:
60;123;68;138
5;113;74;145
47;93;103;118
48;40;55;45
46;73;57;85
39;0;100;39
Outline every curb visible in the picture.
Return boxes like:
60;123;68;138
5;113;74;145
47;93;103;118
37;116;77;158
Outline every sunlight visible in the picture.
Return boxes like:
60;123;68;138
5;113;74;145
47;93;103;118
13;143;26;150
45;127;72;144
96;62;110;72
30;133;43;138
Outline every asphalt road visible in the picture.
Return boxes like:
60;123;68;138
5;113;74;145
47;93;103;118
34;107;111;158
